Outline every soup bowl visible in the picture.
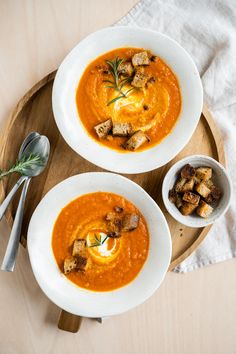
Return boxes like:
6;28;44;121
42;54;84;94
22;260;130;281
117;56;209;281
52;26;203;174
27;172;171;317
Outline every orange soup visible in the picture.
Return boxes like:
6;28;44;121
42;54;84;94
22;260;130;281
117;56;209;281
52;192;149;291
76;47;181;151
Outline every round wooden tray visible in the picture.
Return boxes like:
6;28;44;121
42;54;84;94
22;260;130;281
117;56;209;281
0;72;225;332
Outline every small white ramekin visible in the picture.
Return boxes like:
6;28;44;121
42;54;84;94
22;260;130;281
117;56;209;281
162;155;232;228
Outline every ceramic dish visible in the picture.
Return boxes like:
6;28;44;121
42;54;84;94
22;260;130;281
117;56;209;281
52;26;203;173
27;172;171;317
162;155;232;228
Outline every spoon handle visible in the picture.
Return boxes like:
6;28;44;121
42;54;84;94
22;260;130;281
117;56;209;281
0;175;28;221
1;177;31;272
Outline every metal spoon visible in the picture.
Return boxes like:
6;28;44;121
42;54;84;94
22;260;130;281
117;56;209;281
1;134;50;272
18;132;40;158
0;132;40;220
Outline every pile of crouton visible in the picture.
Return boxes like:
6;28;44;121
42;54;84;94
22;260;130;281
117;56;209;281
63;206;140;275
94;119;150;151
168;164;222;218
94;50;156;150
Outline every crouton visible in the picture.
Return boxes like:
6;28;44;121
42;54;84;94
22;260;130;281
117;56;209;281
107;231;122;238
64;256;78;275
105;212;118;221
146;50;154;59
205;179;214;189
112;122;133;137
106;212;122;235
145;49;157;62
182;192;200;205
169;189;184;208
180;164;196;179
194;176;201;185
210;186;222;200
122;214;140;231
118;61;134;76
76;255;88;271
168;188;176;204
124;130;149;150
204;194;214;205
114;206;124;213
182;178;195;192
196;201;213;218
180;202;197;216
175;193;183;209
132;51;150;66
195;182;211;198
195;167;212;181
205;186;222;205
94;119;112;138
131;68;150;88
107;222;122;236
72;239;87;258
174;177;187;193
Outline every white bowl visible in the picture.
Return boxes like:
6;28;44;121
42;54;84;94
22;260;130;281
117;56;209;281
162;155;232;228
52;26;203;174
27;172;171;317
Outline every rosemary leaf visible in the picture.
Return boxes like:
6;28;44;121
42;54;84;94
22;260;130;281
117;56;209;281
88;233;109;248
104;57;134;106
0;153;44;180
102;236;109;244
125;87;136;95
107;95;125;106
89;243;100;248
103;79;114;84
120;77;132;90
94;234;101;243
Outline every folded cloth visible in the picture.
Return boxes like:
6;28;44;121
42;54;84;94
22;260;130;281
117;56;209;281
116;0;236;272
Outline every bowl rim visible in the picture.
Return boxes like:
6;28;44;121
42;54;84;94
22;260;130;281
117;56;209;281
52;26;203;174
27;172;172;317
162;155;232;228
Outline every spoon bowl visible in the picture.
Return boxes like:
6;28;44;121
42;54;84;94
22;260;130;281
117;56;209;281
18;131;40;159
0;132;43;221
1;134;50;271
20;135;50;177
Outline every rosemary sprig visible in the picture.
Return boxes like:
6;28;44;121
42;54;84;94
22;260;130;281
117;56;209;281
0;153;44;179
104;57;135;106
89;233;109;248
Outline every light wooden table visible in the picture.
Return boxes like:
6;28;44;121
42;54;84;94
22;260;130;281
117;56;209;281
0;1;235;353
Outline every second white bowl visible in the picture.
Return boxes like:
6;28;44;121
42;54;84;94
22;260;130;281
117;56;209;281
28;172;172;317
52;26;203;174
162;155;232;228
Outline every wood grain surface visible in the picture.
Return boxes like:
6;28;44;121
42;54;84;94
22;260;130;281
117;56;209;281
0;72;225;270
0;1;236;354
0;72;225;332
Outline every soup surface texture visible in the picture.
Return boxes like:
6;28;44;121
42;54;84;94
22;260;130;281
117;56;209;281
52;192;149;291
76;47;181;151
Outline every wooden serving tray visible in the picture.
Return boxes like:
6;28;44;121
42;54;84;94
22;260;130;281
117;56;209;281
0;72;225;332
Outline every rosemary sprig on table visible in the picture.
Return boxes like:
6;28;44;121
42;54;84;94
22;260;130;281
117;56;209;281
89;233;109;248
0;153;44;179
103;57;135;106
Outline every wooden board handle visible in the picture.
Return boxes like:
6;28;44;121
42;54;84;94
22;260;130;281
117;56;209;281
58;310;83;333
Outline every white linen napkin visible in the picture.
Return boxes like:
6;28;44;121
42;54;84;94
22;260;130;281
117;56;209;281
116;0;236;272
